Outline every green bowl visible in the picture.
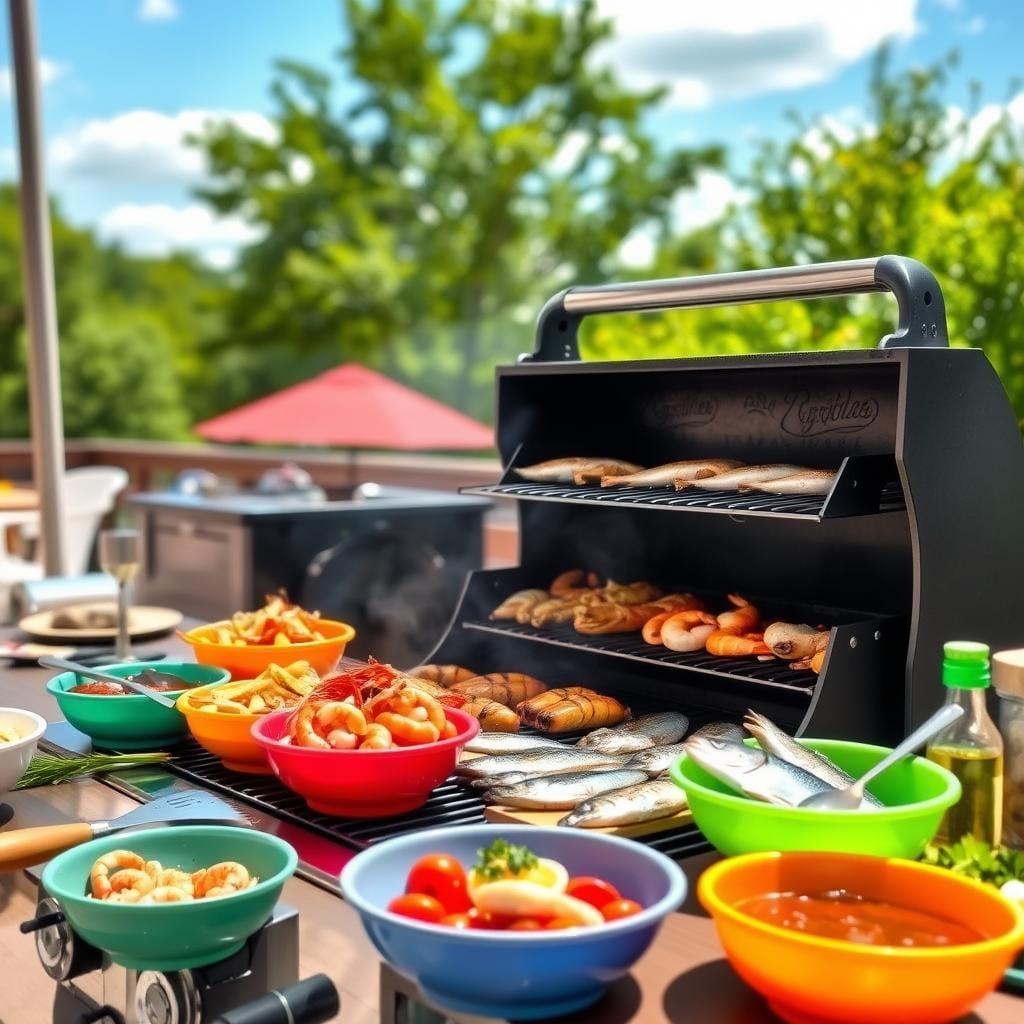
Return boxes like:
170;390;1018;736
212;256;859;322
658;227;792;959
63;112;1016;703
670;738;961;859
46;662;230;750
42;825;297;970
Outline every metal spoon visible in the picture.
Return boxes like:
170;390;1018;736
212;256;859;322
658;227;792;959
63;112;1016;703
39;655;178;709
798;703;965;810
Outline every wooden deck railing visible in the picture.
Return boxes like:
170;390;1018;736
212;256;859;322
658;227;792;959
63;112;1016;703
0;439;519;567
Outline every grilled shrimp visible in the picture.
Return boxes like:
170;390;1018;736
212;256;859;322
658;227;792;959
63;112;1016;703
705;630;771;657
90;850;146;899
194;861;251;898
716;594;760;634
661;610;719;652
550;569;601;598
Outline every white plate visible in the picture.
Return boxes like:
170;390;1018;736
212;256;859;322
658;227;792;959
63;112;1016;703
17;604;183;643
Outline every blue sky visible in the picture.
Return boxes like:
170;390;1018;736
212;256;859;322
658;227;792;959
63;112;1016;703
0;0;1020;267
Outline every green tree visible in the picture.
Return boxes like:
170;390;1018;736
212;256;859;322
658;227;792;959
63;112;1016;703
197;0;721;419
584;52;1024;427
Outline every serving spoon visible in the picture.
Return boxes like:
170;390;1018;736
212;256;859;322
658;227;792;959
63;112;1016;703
798;703;965;810
39;655;179;709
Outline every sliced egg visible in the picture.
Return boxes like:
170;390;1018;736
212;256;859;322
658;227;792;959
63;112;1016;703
468;856;568;900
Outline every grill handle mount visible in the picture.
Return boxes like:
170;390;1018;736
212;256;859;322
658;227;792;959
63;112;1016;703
526;255;948;361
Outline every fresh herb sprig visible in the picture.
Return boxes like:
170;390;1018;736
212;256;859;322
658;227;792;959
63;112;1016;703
921;835;1024;888
474;839;539;882
16;752;171;789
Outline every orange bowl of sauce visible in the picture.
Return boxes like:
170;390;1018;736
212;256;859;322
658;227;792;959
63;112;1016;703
699;851;1024;1024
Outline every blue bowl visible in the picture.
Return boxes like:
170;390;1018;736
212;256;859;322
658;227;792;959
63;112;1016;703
340;824;687;1020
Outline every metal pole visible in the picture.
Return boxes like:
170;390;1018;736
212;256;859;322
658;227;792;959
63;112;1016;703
8;0;67;575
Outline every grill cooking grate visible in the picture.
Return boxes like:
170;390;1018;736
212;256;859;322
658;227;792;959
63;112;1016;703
464;618;819;693
163;739;708;854
461;480;905;520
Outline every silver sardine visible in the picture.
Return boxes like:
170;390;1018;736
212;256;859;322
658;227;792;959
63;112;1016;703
685;733;835;807
559;778;688;828
484;769;649;810
600;460;744;488
576;712;690;755
463;733;563;755
743;711;882;807
624;742;689;777
455;746;629;780
689;721;747;745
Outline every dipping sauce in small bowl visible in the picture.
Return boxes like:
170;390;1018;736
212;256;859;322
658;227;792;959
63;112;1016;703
736;890;982;948
69;675;185;695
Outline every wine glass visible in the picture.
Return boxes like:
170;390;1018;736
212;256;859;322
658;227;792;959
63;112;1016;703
99;529;140;662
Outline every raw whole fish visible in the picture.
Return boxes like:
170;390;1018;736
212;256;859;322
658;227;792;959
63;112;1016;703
515;458;642;485
463;732;563;755
623;742;689;777
454;746;629;779
576;712;689;754
559;778;688;827
738;470;837;496
484;769;648;810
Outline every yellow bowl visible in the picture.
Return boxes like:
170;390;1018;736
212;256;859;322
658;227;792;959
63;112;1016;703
177;681;273;774
180;618;355;678
698;851;1024;1024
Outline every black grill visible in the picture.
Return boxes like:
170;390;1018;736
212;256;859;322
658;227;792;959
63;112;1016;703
162;737;707;855
463;618;819;694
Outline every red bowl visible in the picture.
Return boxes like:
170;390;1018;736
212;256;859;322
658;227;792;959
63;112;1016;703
251;707;479;817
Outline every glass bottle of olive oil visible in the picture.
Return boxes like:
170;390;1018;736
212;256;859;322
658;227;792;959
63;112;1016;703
927;641;1004;846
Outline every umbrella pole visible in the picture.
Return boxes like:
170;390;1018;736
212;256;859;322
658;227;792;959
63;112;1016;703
8;0;67;575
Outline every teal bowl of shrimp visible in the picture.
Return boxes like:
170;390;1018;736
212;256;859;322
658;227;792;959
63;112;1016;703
41;825;297;971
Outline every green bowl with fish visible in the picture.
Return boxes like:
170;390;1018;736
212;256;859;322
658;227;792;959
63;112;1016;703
671;739;960;859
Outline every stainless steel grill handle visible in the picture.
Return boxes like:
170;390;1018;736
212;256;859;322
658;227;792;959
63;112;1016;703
525;255;948;361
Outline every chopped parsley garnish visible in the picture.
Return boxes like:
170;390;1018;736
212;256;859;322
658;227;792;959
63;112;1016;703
474;839;539;881
921;835;1024;887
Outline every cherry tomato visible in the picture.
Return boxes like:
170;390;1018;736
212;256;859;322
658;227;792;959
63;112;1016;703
406;854;472;914
467;907;510;930
441;913;473;929
507;918;544;931
545;916;580;930
565;876;622;911
387;893;446;924
601;899;643;922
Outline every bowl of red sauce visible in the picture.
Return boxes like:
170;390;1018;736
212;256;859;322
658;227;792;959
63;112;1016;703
46;662;230;750
699;850;1024;1024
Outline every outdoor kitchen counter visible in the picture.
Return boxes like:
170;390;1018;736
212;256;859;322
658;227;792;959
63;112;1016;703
0;645;1021;1022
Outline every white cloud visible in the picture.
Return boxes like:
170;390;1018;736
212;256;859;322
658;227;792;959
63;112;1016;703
594;1;919;108
963;15;986;34
672;170;747;230
50;109;278;186
138;0;180;21
0;57;65;99
98;202;264;268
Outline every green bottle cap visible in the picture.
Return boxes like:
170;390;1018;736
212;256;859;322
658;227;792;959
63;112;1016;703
942;641;991;688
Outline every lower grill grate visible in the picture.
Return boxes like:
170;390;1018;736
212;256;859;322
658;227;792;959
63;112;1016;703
163;738;708;855
464;618;819;693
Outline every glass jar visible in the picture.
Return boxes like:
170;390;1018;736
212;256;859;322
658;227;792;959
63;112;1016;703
993;649;1024;850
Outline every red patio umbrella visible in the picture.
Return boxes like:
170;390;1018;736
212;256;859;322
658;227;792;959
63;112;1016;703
195;363;493;450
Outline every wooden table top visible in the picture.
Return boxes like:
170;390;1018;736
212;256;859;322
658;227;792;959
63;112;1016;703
0;630;1021;1023
0;487;38;512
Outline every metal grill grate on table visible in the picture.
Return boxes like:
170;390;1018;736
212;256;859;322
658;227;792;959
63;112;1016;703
163;737;709;858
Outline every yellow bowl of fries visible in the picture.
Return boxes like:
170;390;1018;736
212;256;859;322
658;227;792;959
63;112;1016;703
177;662;320;774
180;595;355;678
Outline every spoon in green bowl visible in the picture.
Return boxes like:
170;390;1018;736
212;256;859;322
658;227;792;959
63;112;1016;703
798;703;964;811
39;656;179;709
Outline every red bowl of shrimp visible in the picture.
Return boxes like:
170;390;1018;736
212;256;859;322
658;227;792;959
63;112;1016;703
251;707;479;817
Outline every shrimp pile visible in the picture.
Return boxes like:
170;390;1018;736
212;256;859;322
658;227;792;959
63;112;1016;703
89;850;257;904
284;661;458;750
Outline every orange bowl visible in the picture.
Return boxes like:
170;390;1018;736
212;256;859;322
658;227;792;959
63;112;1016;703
699;851;1024;1024
177;682;271;774
180;618;355;678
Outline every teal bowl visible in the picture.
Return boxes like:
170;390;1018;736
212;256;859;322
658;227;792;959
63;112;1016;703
42;825;297;970
671;738;960;859
46;662;230;750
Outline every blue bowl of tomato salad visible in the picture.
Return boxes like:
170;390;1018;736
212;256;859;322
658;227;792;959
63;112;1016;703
340;824;687;1020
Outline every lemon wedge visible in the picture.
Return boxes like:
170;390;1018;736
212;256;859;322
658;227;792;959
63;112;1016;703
468;856;568;898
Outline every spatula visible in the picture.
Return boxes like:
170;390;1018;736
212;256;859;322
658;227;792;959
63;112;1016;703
39;655;177;709
0;790;246;871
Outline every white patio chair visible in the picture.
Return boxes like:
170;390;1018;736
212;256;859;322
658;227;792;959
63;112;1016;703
0;466;129;621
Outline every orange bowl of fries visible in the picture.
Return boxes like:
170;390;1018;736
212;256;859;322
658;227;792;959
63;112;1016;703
177;662;320;774
180;595;355;678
